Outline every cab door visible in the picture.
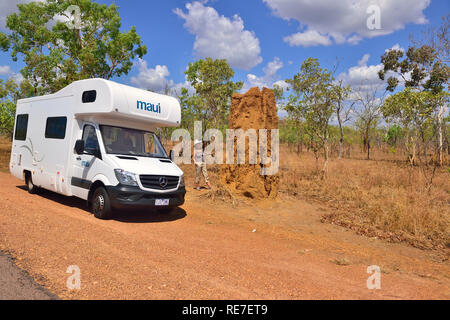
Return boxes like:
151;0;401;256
71;123;101;199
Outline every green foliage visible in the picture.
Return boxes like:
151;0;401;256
0;0;147;94
384;125;404;147
342;126;359;145
0;78;20;138
184;58;243;131
379;45;449;93
0;100;16;138
177;87;203;137
354;116;379;146
280;119;304;145
379;23;449;165
382;88;448;162
272;83;285;105
0;75;37;140
330;81;352;109
284;58;335;158
382;88;444;130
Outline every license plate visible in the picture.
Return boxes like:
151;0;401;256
155;199;170;206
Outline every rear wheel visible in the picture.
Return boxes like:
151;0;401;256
92;187;113;220
25;172;39;194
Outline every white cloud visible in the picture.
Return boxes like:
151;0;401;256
174;1;262;70
11;72;24;83
0;0;44;30
263;57;283;78
358;53;370;66
0;65;13;75
284;29;332;47
338;54;384;91
130;59;194;97
388;43;405;53
338;45;404;93
243;57;287;91
273;80;289;89
0;65;23;84
130;59;173;93
263;0;430;46
170;78;195;97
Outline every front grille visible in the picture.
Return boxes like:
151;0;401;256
139;175;179;190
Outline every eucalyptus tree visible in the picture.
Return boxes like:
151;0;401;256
353;83;385;160
285;58;335;175
379;26;449;165
185;58;243;132
0;0;147;95
331;80;354;159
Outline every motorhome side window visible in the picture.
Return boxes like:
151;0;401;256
45;117;67;139
82;90;97;103
82;125;100;153
14;114;29;141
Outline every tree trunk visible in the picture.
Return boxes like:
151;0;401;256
366;127;370;160
322;128;329;178
438;104;445;166
297;123;303;154
419;129;427;161
297;126;303;154
322;140;329;177
337;111;344;159
315;155;319;172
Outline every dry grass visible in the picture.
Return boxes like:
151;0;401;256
179;143;449;250
330;257;351;266
0;137;11;172
279;145;450;250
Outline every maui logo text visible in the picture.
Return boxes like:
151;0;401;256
137;100;161;114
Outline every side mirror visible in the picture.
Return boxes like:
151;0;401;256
169;149;174;161
75;140;84;155
93;148;102;160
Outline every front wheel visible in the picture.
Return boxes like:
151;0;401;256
92;187;113;220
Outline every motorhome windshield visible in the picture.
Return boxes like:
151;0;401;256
100;125;168;158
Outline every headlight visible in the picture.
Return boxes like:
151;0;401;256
179;174;185;187
114;169;138;186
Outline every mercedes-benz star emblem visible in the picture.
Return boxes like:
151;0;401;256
159;177;168;188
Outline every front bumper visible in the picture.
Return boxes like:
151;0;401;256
106;185;186;210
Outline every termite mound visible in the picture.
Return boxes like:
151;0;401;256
220;87;279;200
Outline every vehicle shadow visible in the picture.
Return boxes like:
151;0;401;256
16;185;88;211
113;207;187;223
15;185;187;224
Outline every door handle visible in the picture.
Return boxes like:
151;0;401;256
76;156;82;161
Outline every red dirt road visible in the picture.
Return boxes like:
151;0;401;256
0;172;448;299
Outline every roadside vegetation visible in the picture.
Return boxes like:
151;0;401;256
0;137;10;172
0;1;448;251
278;144;449;251
177;141;449;251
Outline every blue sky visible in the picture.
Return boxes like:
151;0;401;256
0;0;449;95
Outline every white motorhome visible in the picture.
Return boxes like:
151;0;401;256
9;78;186;219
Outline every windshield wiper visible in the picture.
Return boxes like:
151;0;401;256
111;152;168;159
111;153;139;157
137;153;169;159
